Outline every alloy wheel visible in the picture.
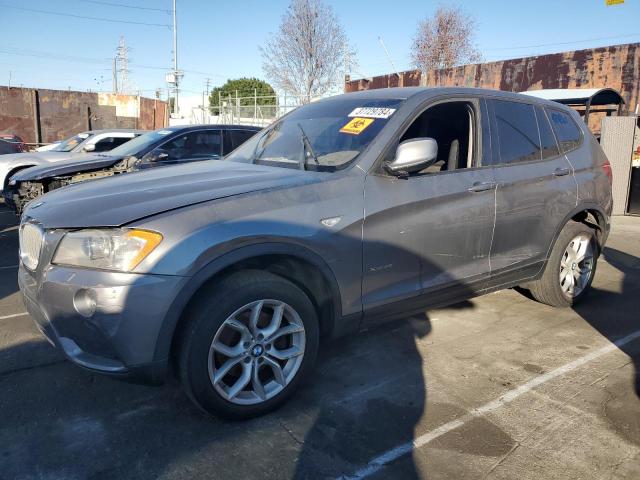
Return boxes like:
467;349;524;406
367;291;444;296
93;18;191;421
208;299;306;405
559;233;595;298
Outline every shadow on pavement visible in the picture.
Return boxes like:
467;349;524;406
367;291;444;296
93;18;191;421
0;220;481;479
573;246;640;445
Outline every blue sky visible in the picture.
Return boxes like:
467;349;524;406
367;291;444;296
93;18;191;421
1;0;639;98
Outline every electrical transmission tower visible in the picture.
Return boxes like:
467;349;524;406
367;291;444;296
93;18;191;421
115;36;131;94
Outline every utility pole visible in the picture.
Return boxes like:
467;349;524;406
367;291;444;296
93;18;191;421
203;78;211;123
112;57;117;93
172;0;180;115
344;42;351;84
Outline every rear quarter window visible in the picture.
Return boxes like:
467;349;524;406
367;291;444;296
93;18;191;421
493;100;541;164
547;109;582;153
534;106;560;159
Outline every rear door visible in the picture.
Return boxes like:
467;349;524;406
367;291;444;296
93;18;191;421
487;99;577;278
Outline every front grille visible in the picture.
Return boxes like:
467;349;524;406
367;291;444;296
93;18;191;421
19;222;43;270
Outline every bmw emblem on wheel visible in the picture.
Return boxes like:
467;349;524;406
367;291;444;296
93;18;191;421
251;344;264;357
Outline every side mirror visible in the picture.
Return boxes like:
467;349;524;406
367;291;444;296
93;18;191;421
385;138;438;176
83;143;96;152
143;149;170;162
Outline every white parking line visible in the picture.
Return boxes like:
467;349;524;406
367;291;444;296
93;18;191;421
0;312;28;321
340;329;640;480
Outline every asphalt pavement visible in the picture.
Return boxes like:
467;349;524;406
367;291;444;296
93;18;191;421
1;201;639;479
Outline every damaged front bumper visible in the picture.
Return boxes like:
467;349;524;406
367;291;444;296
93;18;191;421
2;181;42;214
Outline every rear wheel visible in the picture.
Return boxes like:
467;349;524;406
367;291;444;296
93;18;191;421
177;270;319;419
526;221;598;307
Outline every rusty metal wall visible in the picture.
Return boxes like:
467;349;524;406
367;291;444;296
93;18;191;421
0;86;168;144
0;87;36;142
346;42;640;120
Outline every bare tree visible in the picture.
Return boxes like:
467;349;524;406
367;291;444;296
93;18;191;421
411;6;482;77
261;0;352;103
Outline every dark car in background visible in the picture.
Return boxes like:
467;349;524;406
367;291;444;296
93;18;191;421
0;138;23;155
0;134;26;153
4;124;260;213
17;88;612;418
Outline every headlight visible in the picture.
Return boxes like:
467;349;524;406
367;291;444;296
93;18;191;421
53;229;163;272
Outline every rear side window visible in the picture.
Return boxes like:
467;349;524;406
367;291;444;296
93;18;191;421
226;129;258;153
493;100;541;164
534;106;560;159
547;109;582;153
93;136;133;152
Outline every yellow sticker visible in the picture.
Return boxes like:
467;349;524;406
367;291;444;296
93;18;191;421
340;117;374;135
606;0;623;5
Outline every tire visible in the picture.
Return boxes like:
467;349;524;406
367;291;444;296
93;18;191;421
526;220;599;307
177;270;319;419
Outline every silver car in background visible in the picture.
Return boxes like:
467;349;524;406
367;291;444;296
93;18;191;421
0;129;145;191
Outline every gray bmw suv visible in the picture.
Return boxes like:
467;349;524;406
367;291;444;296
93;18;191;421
18;87;612;418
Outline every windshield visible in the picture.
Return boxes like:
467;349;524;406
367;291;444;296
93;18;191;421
107;128;177;157
52;133;91;152
225;98;405;170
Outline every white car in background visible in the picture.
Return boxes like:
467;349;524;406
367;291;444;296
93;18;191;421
35;142;61;152
0;129;145;192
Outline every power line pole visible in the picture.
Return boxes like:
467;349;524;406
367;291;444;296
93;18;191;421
203;78;211;122
172;0;180;115
112;57;117;93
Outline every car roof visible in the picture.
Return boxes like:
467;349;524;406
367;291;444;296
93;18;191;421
320;86;568;109
159;124;261;132
84;129;148;134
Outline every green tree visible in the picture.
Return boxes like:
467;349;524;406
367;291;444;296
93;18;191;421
209;77;276;115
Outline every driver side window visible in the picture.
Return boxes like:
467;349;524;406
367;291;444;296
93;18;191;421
153;130;222;161
398;101;476;175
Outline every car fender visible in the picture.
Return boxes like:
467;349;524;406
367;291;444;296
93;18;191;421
0;161;40;188
534;201;609;278
152;241;344;362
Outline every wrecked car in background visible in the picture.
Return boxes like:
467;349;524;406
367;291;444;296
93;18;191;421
0;129;145;192
3;124;261;214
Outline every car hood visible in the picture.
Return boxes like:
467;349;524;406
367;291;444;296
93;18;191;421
24;161;320;228
0;151;87;165
12;154;118;181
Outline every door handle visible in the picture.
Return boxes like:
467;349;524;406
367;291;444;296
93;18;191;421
468;181;496;193
553;167;571;177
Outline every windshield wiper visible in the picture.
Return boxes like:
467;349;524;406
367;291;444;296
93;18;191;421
297;123;318;170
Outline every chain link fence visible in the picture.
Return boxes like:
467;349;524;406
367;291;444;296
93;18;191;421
206;92;319;127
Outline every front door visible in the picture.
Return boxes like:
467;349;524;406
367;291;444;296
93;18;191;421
362;98;497;321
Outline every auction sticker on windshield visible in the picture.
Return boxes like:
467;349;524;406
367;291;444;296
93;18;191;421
340;117;374;135
348;107;396;119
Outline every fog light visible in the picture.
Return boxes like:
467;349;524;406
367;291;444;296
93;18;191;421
73;288;97;318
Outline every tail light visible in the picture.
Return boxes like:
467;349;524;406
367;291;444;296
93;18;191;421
602;158;613;184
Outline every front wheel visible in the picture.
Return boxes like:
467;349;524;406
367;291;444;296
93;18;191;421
177;270;319;419
525;221;598;307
